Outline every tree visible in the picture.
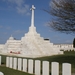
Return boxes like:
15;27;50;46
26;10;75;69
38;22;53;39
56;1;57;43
46;0;75;34
73;38;75;48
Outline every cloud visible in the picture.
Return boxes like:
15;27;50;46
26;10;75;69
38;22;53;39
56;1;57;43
26;12;30;16
65;40;72;43
44;22;49;26
13;30;25;35
6;26;11;30
53;35;60;38
3;32;8;35
2;0;30;15
0;25;3;28
16;4;29;14
7;0;24;6
0;25;11;30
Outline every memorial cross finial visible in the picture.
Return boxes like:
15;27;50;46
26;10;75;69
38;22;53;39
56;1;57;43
30;5;36;27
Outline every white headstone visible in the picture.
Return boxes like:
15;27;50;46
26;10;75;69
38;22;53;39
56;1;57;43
62;63;71;75
28;59;33;74
23;59;27;72
0;56;1;65
51;62;59;75
9;57;13;68
13;58;17;69
35;60;41;75
6;57;9;67
0;72;4;75
42;61;49;75
18;58;22;71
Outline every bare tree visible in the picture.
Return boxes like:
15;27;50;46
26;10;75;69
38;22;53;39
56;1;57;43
73;38;75;48
47;0;75;34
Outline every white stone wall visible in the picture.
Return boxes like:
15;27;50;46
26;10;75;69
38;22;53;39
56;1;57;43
54;44;73;51
4;38;21;54
0;44;4;53
0;39;73;57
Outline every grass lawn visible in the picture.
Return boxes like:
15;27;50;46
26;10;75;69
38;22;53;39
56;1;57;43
34;54;75;63
0;66;33;75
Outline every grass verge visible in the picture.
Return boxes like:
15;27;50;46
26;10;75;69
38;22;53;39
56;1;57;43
0;66;33;75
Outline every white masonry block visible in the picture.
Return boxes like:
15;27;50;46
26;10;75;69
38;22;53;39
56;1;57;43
28;59;33;74
0;56;1;65
23;59;27;72
51;62;59;75
18;58;22;71
6;57;9;67
13;58;17;69
9;57;13;68
35;60;41;75
42;61;49;75
0;72;4;75
62;63;71;75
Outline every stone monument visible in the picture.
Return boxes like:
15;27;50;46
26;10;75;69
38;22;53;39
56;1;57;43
0;5;62;58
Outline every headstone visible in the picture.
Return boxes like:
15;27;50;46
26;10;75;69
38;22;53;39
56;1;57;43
62;63;71;75
23;59;27;72
51;62;59;75
28;59;33;74
0;72;4;75
9;57;13;68
35;60;41;75
18;58;22;71
6;57;9;67
0;56;1;65
42;61;49;75
13;58;17;69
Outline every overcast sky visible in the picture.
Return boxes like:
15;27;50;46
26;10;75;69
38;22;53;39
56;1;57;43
0;0;74;44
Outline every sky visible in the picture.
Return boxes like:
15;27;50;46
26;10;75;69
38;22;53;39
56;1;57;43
0;0;74;44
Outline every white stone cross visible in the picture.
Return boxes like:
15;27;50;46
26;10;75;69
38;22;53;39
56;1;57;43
30;5;36;27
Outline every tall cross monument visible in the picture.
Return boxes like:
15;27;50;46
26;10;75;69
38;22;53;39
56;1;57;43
30;5;35;27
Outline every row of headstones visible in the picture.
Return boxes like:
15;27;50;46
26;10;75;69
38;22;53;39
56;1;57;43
6;57;71;75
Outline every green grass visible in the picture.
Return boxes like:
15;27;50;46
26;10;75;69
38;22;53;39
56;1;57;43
64;50;75;55
34;54;75;63
0;66;33;75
